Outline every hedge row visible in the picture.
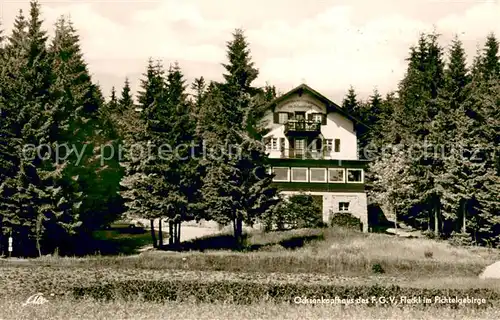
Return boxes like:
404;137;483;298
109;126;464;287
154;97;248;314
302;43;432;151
73;279;500;308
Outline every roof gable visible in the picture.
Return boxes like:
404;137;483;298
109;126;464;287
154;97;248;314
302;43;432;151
268;84;368;128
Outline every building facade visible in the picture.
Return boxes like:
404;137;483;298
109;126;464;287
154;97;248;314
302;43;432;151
261;84;369;232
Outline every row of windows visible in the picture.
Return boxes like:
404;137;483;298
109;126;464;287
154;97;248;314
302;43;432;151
266;138;341;152
271;167;364;183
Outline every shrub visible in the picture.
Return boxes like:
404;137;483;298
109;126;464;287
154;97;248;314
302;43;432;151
371;263;385;274
330;211;361;230
424;250;434;259
449;232;475;247
263;194;324;231
422;230;438;239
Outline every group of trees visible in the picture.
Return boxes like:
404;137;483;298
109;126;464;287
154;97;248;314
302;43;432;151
84;25;280;247
0;1;281;255
345;33;499;246
0;2;125;256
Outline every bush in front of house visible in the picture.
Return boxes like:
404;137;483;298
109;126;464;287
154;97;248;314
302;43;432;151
330;211;362;231
264;194;325;231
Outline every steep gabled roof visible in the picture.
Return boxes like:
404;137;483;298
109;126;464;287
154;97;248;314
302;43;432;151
267;83;369;128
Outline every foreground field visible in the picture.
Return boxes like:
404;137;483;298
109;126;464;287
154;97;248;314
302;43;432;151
1;227;500;319
3;298;500;320
5;227;499;277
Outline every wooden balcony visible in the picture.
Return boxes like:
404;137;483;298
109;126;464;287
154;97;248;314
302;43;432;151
284;120;321;136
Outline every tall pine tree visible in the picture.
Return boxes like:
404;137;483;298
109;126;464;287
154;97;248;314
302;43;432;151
200;29;278;245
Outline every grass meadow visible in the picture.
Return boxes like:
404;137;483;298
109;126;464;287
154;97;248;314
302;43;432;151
1;227;500;319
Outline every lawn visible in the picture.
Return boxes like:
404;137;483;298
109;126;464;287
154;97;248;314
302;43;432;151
1;227;500;319
15;227;498;278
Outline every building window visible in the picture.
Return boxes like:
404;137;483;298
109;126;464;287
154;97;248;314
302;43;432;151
347;169;363;183
312;113;323;123
295;139;305;150
310;168;327;182
325;139;333;152
328;168;345;183
278;112;289;124
272;167;289;182
271;138;278;150
291;167;308;182
294;139;305;158
334;139;341;152
339;202;350;212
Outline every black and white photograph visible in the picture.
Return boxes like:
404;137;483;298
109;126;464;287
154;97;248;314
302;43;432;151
0;0;499;319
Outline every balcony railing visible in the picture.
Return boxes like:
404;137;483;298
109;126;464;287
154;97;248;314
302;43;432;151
277;148;331;159
284;120;321;135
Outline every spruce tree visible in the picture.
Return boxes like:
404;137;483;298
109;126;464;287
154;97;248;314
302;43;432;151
460;74;500;244
222;28;259;95
431;36;471;236
161;63;200;246
374;32;446;234
6;10;28;54
342;86;358;116
0;9;28;255
200;29;278;246
190;76;206;116
137;59;163;113
480;33;499;80
2;0;56;256
47;15;124;253
120;60;166;247
118;77;134;112
108;86;118;111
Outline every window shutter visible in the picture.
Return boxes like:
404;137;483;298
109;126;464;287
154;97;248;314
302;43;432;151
316;139;322;150
334;139;341;152
308;113;313;121
273;112;279;123
322;114;327;125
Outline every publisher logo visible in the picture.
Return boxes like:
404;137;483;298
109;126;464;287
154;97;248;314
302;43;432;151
22;293;48;306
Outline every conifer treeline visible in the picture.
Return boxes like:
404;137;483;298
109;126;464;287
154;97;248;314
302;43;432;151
346;33;499;245
0;2;124;256
0;1;278;255
115;31;279;248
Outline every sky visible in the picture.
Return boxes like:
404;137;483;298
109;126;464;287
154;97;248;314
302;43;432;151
1;0;499;103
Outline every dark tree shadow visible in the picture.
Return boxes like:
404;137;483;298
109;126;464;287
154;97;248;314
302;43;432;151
368;204;399;233
87;226;157;255
162;230;325;252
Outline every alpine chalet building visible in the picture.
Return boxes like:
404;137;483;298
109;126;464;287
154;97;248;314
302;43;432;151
261;84;369;232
